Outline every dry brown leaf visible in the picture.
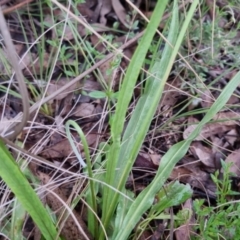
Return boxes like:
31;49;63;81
151;222;166;240
158;79;182;117
112;0;130;28
223;128;237;148
170;159;216;196
41;133;97;160
38;172;93;240
190;142;215;168
47;78;79;102
57;91;74;117
77;3;95;23
44;6;91;41
200;88;214;108
184;111;240;140
90;23;114;32
55;115;65;133
213;111;240;123
137;229;152;240
210;136;226;169
90;34;106;52
25;52;50;75
184;123;232;141
82;78;102;92
0;103;17;134
72;103;95;117
50;130;64;147
99;0;112;25
149;153;161;166
225;148;240;175
98;57;114;85
0;46;35;74
134;152;158;170
170;165;193;181
227;94;239;105
61;19;89;40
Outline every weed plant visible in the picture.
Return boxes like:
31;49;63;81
193;161;240;239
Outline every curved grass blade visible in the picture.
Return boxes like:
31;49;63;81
65;120;97;236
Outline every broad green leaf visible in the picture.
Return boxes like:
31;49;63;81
114;189;134;236
150;182;192;214
0;140;59;240
88;90;107;99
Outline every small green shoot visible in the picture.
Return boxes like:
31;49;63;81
193;161;240;239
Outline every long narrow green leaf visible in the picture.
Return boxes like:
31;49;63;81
0;140;59;240
100;1;169;237
115;0;179;189
65;120;97;236
10;199;26;240
111;0;168;138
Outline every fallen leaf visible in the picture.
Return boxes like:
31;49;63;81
134;152;158;171
72;103;95;117
225;148;240;176
47;78;79;102
82;78;102;92
213;111;240;123
0;103;17;134
224;128;238;147
170;159;216;197
158;78;183;117
184;111;240;140
200;88;214;108
112;0;130;28
151;222;166;240
184;121;233;141
99;0;112;25
41;133;97;161
190;142;215;168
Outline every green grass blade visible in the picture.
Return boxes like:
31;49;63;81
65;120;97;236
116;0;200;187
100;0;169;236
110;0;167;138
10;199;26;240
0;140;59;240
115;0;179;189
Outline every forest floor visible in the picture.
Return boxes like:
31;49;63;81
1;0;240;239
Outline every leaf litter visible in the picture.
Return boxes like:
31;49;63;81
1;0;240;239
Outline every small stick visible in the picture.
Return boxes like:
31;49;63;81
2;0;34;15
0;6;29;140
